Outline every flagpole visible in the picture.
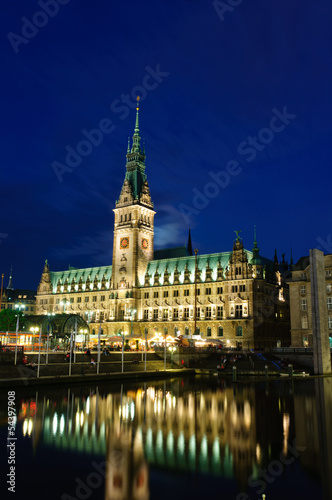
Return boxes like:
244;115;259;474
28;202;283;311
97;323;101;374
14;314;19;365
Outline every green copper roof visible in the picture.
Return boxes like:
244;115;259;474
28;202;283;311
124;165;147;200
50;265;112;293
143;250;254;286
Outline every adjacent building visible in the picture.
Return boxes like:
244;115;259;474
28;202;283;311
0;268;36;315
288;254;332;347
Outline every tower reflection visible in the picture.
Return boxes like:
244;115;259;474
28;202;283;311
16;377;332;498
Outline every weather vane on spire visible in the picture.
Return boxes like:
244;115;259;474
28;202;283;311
136;95;140;110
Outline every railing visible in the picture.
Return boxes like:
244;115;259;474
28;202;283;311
272;347;315;353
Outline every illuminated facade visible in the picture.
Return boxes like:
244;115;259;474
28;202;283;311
288;254;332;347
36;102;290;348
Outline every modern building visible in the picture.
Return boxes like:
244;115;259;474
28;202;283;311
288;253;332;347
36;101;290;349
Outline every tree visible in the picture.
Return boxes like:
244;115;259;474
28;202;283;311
0;309;25;332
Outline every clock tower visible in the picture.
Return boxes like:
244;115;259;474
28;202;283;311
111;97;155;317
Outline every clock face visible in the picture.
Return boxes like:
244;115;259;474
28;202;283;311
141;238;149;250
120;237;129;249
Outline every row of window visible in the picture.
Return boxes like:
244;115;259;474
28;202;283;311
144;287;224;299
301;316;332;329
231;285;246;293
54;296;106;304
119;213;151;224
301;270;331;279
301;298;332;310
143;306;225;320
149;325;243;337
1;304;33;311
301;284;332;294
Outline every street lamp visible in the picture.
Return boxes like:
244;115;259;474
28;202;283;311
30;326;42;378
169;346;176;369
46;312;55;364
30;326;39;352
79;328;88;350
79;328;88;375
14;304;25;365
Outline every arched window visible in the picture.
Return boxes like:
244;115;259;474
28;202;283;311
236;326;243;337
207;326;211;337
124;214;127;221
185;326;189;336
128;213;131;221
218;326;223;337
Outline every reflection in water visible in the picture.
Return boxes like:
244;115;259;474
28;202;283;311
16;377;332;499
294;378;332;500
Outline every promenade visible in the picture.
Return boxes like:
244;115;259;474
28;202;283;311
0;348;311;388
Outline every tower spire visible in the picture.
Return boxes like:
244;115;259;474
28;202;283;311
118;97;152;208
131;96;141;153
134;95;140;134
7;266;13;290
252;225;260;257
187;228;193;256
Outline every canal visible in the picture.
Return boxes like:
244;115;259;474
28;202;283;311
1;375;331;499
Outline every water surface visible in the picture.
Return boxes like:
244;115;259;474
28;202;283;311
1;375;331;500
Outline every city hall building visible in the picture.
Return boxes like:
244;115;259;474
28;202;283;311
36;102;290;348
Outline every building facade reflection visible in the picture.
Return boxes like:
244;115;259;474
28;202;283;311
294;378;332;500
15;377;332;498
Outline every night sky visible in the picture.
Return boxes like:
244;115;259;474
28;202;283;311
1;0;332;290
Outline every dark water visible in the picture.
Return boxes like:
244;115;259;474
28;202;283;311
1;375;331;500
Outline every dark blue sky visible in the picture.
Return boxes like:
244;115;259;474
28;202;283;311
1;0;332;290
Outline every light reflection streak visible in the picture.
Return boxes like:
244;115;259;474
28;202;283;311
16;381;295;492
